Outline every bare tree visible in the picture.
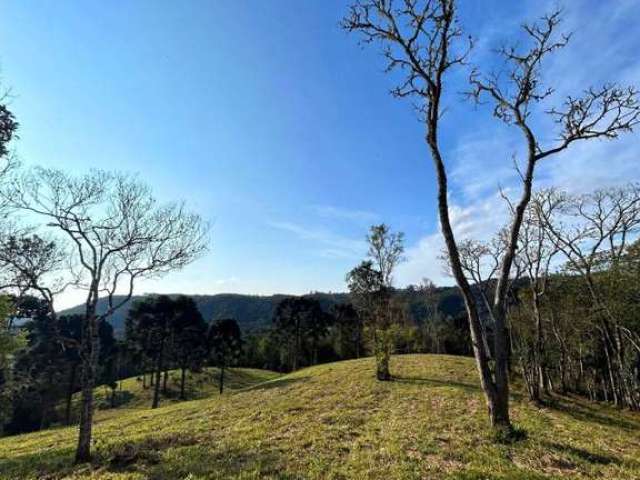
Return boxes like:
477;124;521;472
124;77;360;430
2;167;209;462
534;185;640;408
454;236;505;360
343;0;640;434
513;201;559;401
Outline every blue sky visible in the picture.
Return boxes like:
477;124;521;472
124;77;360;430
2;1;639;309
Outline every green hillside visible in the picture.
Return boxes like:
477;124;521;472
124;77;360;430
1;355;639;479
59;288;464;336
60;292;351;336
83;367;281;413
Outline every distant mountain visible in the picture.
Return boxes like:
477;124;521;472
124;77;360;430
60;288;464;337
60;292;350;336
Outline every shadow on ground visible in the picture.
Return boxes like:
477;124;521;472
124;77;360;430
545;396;640;431
0;432;291;480
393;375;481;393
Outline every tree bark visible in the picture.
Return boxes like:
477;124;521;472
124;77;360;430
427;134;509;432
74;310;99;464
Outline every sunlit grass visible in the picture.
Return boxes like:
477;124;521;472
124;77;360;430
1;355;639;479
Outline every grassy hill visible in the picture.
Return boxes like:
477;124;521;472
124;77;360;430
2;355;639;479
87;367;281;412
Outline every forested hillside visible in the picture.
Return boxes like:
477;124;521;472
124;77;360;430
60;288;465;336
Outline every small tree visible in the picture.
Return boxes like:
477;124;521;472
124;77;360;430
3;167;208;461
347;223;404;381
347;261;388;379
207;318;242;394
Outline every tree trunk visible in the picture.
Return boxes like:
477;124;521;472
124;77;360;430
65;362;78;425
219;364;225;394
180;367;187;400
428;135;511;434
162;369;168;395
152;342;165;409
532;290;548;398
374;328;392;381
74;311;99;464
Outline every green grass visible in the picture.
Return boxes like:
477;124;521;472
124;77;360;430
1;355;639;479
89;367;281;412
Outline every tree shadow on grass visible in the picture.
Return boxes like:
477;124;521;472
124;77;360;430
543;441;621;466
544;397;640;431
96;390;135;409
0;446;77;479
102;433;297;479
392;375;481;393
0;433;294;480
146;442;290;479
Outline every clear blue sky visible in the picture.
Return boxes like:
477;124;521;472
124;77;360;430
2;1;639;308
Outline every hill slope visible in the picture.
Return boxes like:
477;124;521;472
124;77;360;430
60;292;352;335
59;287;466;336
2;355;639;479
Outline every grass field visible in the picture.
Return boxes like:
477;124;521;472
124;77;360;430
1;354;639;479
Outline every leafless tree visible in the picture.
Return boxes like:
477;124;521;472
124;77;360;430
443;237;503;359
513;200;559;400
343;0;640;433
1;167;209;462
534;185;640;408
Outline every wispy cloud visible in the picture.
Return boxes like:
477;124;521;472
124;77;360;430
267;220;367;260
397;194;509;286
215;276;240;286
449;130;523;201
311;205;379;224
